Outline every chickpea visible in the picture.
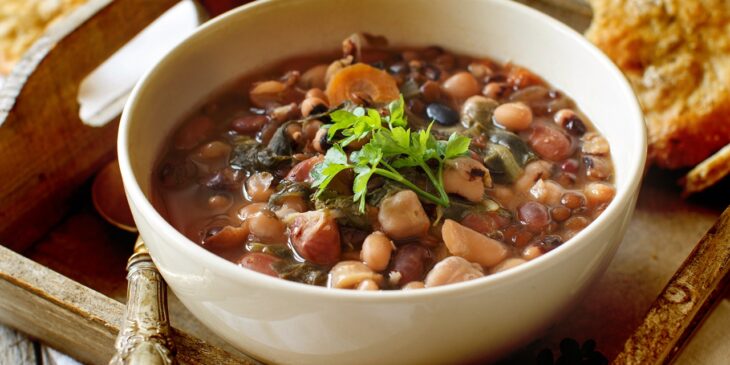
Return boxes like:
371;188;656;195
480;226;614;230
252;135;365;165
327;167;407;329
442;72;479;100
441;219;508;267
300;65;328;90
377;190;430;240
491;258;527;273
443;157;492;202
327;261;383;289
356;279;379;291
424;256;484;288
247;211;287;244
402;281;425;290
246;172;275;202
360;231;395;271
493;102;533;131
584;182;616;207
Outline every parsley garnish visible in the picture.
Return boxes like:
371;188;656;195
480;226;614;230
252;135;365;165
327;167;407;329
311;95;471;212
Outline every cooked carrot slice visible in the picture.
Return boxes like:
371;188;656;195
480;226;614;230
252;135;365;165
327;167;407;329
326;63;399;106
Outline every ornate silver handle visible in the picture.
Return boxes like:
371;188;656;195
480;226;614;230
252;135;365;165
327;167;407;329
110;237;176;365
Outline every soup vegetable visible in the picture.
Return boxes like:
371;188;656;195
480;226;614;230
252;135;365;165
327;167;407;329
154;34;615;290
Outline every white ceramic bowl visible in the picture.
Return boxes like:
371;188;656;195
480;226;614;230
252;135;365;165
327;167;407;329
119;0;646;363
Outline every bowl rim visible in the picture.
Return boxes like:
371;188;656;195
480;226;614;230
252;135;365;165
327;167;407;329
118;0;647;301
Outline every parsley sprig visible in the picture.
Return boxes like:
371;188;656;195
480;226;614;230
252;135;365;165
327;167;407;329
311;96;471;212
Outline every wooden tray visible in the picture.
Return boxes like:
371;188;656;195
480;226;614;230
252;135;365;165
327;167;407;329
0;1;727;364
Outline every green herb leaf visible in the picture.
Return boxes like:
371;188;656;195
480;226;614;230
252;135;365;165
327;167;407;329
310;145;352;197
445;132;472;159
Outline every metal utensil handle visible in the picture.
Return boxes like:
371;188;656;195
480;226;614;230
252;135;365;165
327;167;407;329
110;238;175;365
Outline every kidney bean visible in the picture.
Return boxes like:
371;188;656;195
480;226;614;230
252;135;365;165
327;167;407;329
288;210;341;266
560;158;580;173
424;256;484;287
518;201;550;231
442;219;508;267
529;123;574;161
391;244;431;285
231;115;267;135
286;155;324;182
197;141;231;160
360;231;394;271
237;253;280;277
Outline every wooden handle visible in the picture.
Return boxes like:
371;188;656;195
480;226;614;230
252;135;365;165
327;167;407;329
612;206;730;364
110;237;175;365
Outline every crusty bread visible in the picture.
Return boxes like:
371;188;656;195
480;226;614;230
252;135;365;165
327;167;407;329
0;0;86;74
586;0;730;169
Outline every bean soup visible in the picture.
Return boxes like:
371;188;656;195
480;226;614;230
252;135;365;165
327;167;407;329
153;34;615;290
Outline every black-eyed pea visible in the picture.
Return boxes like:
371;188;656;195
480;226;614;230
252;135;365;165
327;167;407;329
301;96;329;117
246;172;275;202
327;261;382;289
360;231;395;271
443;157;491;202
515;160;552;193
424;256;484;288
493;102;533;131
312;127;331;153
491;258;527;273
356;279;379;291
482;82;507;99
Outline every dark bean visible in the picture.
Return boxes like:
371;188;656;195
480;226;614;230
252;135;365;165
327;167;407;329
560;159;580;173
529;124;573;161
423;65;441;81
391;244;431;285
540;235;562;251
426;103;459;126
560;338;581;358
551;206;571;222
388;62;408;74
518;201;550;231
564;115;587;136
231;115;267;135
202;167;243;191
420;81;441;103
561;192;586;209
